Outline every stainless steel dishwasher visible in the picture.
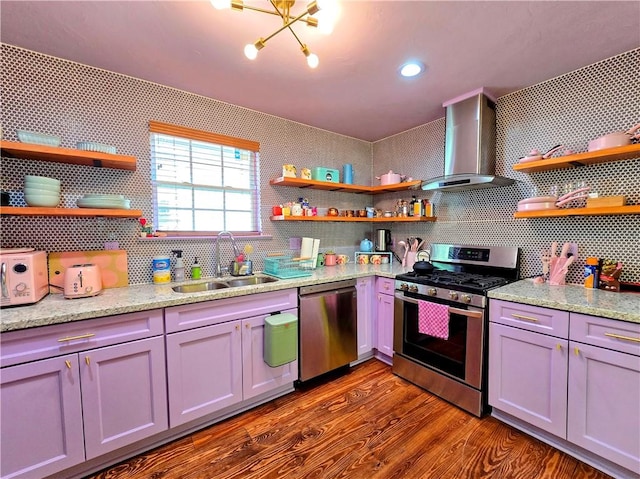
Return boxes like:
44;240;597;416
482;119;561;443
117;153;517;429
298;279;357;382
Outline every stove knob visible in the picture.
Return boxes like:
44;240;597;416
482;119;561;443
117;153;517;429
427;288;437;296
408;285;419;293
461;294;472;304
400;283;408;291
449;291;459;300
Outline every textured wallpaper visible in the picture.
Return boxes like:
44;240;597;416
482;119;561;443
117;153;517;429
1;44;638;285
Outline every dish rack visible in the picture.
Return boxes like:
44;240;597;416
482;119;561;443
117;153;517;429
264;255;313;279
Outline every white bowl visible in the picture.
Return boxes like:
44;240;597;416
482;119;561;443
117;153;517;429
25;193;60;207
24;182;61;193
17;130;61;147
24;186;61;196
24;175;61;188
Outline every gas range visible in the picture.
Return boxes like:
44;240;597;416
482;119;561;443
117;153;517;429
395;244;520;308
392;244;521;417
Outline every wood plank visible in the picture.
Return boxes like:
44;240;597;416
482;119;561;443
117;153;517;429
513;204;640;218
270;215;436;222
0;206;142;218
1;140;137;170
512;144;640;173
87;361;613;479
269;177;422;195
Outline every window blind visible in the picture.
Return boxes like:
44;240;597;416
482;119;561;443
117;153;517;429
149;121;261;235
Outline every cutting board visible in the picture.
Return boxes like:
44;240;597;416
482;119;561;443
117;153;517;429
48;250;128;293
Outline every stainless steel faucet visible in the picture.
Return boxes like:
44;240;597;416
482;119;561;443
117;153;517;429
215;231;240;277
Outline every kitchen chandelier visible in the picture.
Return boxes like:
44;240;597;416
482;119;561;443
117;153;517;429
211;0;339;68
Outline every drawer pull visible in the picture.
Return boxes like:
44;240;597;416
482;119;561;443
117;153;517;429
556;344;562;351
574;346;580;356
604;332;640;343
58;333;96;342
511;313;539;322
85;356;91;366
65;360;72;369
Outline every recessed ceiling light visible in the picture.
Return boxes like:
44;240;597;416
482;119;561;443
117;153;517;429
399;61;424;78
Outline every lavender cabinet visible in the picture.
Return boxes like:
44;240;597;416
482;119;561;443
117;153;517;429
1;354;84;479
242;311;298;400
80;336;168;459
0;309;166;479
567;314;640;474
356;277;375;360
489;300;640;477
165;289;298;428
166;320;243;427
376;277;395;360
488;322;568;437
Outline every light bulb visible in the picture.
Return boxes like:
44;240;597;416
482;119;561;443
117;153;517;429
307;53;319;69
244;44;258;60
400;62;424;77
211;0;231;9
315;0;340;34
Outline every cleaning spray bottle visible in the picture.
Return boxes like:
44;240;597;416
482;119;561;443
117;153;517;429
191;257;202;280
172;250;185;282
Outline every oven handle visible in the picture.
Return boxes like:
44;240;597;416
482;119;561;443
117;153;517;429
394;292;483;319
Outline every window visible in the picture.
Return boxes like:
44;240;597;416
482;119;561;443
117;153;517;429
149;121;261;235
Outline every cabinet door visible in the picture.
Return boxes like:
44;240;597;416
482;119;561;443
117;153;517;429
488;322;568;438
1;354;84;479
81;336;168;459
356;277;375;358
376;292;394;358
166;321;242;427
568;342;640;474
242;313;298;400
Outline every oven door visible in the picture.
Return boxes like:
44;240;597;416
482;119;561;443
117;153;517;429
393;292;485;389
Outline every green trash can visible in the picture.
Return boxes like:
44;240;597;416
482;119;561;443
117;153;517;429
264;313;298;367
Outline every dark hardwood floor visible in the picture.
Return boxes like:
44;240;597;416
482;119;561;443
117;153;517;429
88;360;612;479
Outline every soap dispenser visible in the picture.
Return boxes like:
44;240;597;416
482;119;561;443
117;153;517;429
172;250;185;282
191;257;202;280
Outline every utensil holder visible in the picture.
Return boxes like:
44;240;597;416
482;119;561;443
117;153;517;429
230;260;253;276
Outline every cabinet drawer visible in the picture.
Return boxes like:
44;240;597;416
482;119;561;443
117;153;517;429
165;288;298;333
570;313;640;356
0;309;164;368
376;277;395;296
490;299;569;338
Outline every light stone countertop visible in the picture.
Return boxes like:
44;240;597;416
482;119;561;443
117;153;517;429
488;279;640;323
0;264;405;333
4;267;638;333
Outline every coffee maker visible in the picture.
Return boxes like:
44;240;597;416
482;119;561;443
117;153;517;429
375;229;391;252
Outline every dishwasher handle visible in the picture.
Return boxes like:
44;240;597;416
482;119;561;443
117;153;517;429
299;279;357;296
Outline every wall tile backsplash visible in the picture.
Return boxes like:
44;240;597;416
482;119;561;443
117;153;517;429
1;44;638;285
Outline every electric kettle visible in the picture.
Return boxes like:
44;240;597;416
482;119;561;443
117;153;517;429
375;229;392;252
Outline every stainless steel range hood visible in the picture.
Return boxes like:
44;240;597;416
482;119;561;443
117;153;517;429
421;89;514;192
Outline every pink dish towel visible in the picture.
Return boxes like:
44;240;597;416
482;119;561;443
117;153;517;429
418;300;450;339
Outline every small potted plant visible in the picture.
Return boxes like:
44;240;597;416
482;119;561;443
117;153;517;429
324;250;337;266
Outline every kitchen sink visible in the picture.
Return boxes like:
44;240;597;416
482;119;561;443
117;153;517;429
172;276;278;293
224;276;279;287
172;281;229;293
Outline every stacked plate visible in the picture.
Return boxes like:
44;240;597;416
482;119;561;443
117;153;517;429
24;175;61;207
517;196;558;212
77;141;117;154
76;194;131;209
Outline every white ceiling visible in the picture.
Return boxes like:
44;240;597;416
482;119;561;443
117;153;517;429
1;1;639;142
